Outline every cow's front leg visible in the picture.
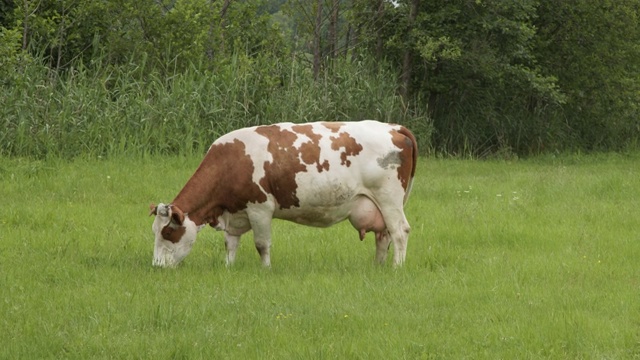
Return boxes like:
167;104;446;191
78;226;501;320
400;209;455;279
246;204;275;267
253;228;271;267
224;233;241;266
247;215;273;267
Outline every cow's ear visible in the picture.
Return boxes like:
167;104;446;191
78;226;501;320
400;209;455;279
149;203;157;216
171;206;185;226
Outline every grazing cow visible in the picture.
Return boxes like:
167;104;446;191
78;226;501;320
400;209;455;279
150;120;417;268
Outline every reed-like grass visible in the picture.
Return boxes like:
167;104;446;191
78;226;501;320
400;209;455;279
0;56;430;159
1;154;639;358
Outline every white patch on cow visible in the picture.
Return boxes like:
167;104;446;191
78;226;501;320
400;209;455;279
292;132;310;149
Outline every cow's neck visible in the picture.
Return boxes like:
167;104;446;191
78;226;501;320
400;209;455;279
172;196;220;227
171;161;223;227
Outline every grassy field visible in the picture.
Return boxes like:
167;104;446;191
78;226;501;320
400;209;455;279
1;154;639;359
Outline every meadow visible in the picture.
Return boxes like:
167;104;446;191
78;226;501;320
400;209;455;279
1;154;639;359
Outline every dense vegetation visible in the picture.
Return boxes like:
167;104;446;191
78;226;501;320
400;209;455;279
1;0;639;158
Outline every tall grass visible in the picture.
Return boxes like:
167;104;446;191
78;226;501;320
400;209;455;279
0;55;431;159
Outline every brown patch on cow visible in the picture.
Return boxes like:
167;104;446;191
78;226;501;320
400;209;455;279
322;122;344;133
389;127;418;191
161;224;186;243
330;132;363;167
256;125;308;209
292;124;330;172
171;139;267;226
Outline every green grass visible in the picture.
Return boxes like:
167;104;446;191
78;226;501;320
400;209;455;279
1;154;639;359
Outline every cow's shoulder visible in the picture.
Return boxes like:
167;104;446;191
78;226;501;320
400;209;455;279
182;135;268;219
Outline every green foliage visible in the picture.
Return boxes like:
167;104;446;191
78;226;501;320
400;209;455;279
416;35;462;64
346;0;639;155
374;0;568;155
0;25;29;86
11;0;108;68
97;0;214;72
0;0;638;157
0;0;14;26
535;0;640;150
9;0;283;76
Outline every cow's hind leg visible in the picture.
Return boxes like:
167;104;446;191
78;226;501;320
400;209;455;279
375;231;391;264
390;217;411;267
378;206;411;267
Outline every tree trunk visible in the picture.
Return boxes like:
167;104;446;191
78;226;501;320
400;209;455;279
22;0;29;50
375;0;384;60
344;23;351;60
346;0;359;61
219;0;232;55
207;0;233;61
56;3;68;70
329;0;339;59
312;0;323;80
206;1;216;60
400;0;419;99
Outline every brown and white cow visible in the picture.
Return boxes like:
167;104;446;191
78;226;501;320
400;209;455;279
150;120;417;268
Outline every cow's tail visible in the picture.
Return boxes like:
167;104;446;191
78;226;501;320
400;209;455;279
399;126;418;205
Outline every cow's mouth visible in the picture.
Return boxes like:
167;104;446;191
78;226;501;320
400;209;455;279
152;250;178;268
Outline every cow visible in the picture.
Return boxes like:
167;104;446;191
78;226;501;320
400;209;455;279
149;120;417;268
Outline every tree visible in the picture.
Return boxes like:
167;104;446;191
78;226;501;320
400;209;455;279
349;0;566;153
6;0;284;75
0;25;31;86
12;0;109;69
535;0;640;149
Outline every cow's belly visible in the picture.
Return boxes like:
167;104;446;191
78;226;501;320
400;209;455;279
273;203;352;227
272;177;364;227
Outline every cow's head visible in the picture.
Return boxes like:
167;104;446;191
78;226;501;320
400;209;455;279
149;203;199;267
